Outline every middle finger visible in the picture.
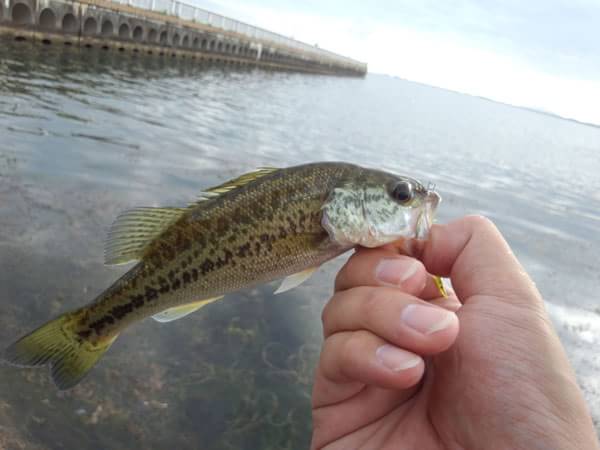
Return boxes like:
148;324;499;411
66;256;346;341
322;286;459;355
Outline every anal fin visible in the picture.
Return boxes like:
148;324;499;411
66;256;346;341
152;296;224;323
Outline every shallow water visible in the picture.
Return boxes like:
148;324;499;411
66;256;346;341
1;38;599;448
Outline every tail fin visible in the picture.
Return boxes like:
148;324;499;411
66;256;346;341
3;311;118;390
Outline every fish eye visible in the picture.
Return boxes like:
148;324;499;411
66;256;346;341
390;181;414;204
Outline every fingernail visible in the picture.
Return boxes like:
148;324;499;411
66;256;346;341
375;258;419;286
375;344;421;372
401;304;456;335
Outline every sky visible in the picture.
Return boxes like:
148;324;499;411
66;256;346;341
192;0;600;126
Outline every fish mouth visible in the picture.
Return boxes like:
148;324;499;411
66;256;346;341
416;191;441;240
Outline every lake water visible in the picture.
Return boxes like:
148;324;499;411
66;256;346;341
1;37;599;449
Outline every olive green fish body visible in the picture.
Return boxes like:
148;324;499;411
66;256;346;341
81;163;357;340
3;162;442;389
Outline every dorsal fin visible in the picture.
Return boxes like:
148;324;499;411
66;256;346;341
194;167;279;203
105;168;279;265
104;207;186;265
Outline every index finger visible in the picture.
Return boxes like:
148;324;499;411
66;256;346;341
334;248;427;294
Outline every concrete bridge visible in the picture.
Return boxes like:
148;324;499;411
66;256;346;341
0;0;367;76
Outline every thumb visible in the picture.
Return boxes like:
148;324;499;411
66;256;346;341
420;215;542;308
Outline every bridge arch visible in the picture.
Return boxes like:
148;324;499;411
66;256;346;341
83;17;97;35
147;28;157;42
101;19;114;36
118;23;130;39
39;8;56;29
132;25;143;41
62;13;78;32
159;30;168;45
11;3;33;25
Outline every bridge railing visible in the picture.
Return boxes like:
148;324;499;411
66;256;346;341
112;0;366;71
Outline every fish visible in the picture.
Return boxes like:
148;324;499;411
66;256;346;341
2;162;442;389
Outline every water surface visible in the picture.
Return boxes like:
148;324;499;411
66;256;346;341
1;38;599;448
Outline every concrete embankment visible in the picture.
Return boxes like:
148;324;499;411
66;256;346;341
0;0;366;76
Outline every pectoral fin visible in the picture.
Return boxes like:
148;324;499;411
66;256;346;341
274;267;318;294
152;296;224;323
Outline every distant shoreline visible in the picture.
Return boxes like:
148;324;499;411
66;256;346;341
380;73;600;130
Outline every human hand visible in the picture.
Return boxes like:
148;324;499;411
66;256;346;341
311;216;599;450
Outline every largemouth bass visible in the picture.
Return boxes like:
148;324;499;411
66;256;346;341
3;162;441;389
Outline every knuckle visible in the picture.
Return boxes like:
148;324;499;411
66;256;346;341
340;333;359;366
319;336;339;378
334;252;359;290
320;293;342;333
319;334;353;382
333;267;347;291
361;288;389;325
338;332;366;378
466;214;497;233
320;297;333;327
311;409;327;440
